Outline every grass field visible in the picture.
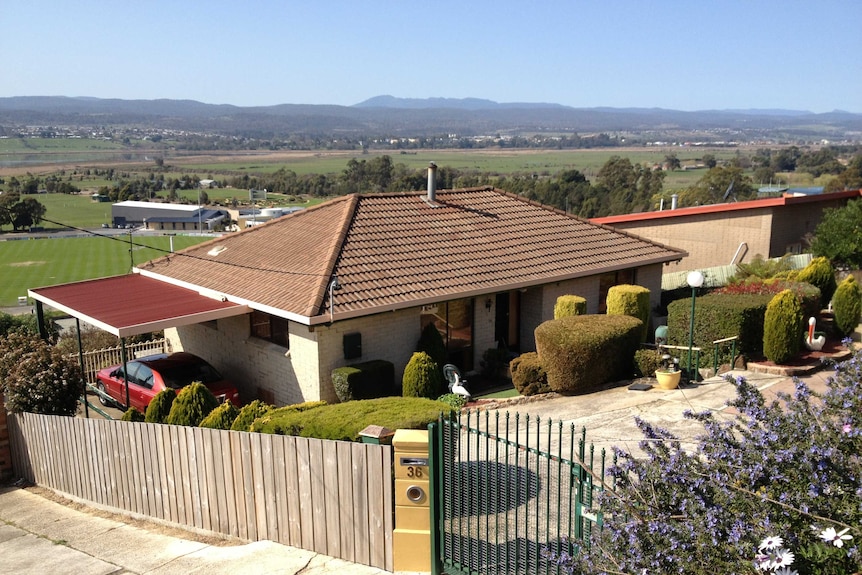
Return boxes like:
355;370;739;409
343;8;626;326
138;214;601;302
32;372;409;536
0;235;209;307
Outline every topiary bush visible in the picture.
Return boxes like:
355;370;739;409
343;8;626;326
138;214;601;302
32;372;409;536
832;274;862;336
402;351;443;399
331;359;396;402
0;330;82;416
250;397;453;441
230;399;274;432
165;382;220;427
199;400;240;430
796;256;837;306
554;295;587;319
145;388;176;423
510;352;549;396
634;348;664;377
668;293;772;367
606;284;651;343
416;322;446;377
535;314;642;393
121;407;145;422
763;289;803;364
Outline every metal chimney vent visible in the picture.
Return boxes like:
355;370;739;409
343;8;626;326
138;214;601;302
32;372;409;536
427;162;437;202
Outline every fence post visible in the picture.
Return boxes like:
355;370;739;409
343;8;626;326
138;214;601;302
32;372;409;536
0;393;11;483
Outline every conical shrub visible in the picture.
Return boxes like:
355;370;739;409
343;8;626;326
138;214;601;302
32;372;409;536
763;289;802;364
145;388;176;423
402;351;443;399
165;382;220;427
199;400;240;430
833;274;862;336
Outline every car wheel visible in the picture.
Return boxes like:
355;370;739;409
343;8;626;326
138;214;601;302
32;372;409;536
96;382;111;407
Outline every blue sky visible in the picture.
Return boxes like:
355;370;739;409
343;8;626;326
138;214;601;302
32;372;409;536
3;1;860;113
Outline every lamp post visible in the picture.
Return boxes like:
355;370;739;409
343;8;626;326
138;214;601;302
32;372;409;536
686;270;705;380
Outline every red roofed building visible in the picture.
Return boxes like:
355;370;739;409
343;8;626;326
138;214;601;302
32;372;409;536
590;189;862;271
32;186;686;405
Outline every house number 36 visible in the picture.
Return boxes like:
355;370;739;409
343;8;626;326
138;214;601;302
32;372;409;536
406;466;425;478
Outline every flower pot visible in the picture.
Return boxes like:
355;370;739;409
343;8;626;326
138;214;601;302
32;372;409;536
655;369;681;390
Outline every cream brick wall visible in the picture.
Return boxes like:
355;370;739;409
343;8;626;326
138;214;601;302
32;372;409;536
165;268;666;406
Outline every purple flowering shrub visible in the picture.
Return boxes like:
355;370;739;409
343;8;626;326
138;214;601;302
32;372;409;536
555;343;862;574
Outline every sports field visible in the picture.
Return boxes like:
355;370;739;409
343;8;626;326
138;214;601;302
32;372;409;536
0;234;209;307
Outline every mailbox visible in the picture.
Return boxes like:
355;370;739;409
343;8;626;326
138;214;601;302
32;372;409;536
392;429;432;572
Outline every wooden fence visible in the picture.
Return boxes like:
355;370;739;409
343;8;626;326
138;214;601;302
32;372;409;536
73;339;168;384
7;412;394;571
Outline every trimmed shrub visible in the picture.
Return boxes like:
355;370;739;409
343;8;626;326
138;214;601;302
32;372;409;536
251;397;453;441
145;388;176;423
402;352;443;399
199;400;240;430
416;322;446;375
554;295;587;319
121;407;145;422
0;330;82;416
535;314;642;393
668;293;772;366
606;284;651;343
763;289;802;364
165;382;220;427
510;352;550;396
833;274;862;336
230;399;274;432
436;393;467;411
331;359;396;402
634;348;664;377
796;256;837;306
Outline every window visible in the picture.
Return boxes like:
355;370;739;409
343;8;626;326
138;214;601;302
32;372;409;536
598;269;637;313
420;298;474;370
250;310;289;348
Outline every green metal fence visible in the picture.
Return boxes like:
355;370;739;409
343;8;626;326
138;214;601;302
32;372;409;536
430;410;606;575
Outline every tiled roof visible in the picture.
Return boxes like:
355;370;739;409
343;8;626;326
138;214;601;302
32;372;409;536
138;187;686;324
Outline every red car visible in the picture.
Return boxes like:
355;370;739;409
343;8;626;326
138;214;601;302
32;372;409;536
96;352;241;412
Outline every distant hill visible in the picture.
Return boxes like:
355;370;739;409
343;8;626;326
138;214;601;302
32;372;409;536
1;95;860;141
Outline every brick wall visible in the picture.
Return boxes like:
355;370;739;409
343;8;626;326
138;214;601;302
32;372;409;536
0;393;11;482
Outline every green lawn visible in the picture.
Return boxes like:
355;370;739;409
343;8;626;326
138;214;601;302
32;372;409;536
0;235;210;306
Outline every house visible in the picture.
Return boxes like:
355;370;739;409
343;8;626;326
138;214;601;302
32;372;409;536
590;189;862;271
31;181;686;406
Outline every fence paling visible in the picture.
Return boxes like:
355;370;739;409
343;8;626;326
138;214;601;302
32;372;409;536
7;412;393;572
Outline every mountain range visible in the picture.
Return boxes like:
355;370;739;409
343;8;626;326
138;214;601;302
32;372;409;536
1;95;860;141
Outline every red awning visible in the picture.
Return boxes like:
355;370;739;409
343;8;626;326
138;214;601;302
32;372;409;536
28;274;249;338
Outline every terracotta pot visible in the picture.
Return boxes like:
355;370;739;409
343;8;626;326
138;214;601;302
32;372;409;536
655;369;681;390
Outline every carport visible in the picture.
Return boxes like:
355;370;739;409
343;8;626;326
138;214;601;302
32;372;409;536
28;273;250;413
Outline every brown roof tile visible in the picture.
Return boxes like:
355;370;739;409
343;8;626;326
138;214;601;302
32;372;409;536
139;187;686;323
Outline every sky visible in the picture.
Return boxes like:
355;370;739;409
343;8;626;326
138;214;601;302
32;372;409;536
3;1;861;113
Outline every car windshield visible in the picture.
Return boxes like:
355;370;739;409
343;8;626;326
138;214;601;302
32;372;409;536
159;362;222;389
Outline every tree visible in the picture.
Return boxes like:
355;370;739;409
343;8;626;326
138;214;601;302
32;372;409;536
680;165;755;206
702;153;717;169
596;156;659;215
810;198;862;269
0;331;82;416
664;153;681;171
10;197;47;230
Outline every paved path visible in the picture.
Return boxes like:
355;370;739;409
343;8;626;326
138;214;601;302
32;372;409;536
0;487;399;575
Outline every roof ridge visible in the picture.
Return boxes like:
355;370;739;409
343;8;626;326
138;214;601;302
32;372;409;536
312;194;359;317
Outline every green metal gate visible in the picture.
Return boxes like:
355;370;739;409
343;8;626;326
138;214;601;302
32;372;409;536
429;410;606;575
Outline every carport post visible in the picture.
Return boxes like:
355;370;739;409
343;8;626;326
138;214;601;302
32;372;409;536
121;337;130;409
34;301;48;341
75;318;89;418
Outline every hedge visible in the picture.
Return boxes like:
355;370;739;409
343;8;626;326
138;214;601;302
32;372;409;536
331;359;396;402
250;397;453;441
606;284;651;343
534;314;642;393
554;295;587;319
